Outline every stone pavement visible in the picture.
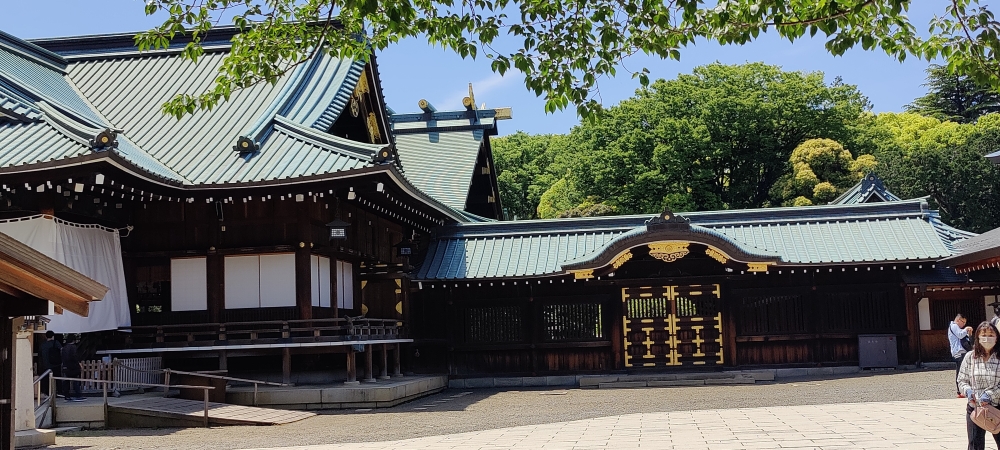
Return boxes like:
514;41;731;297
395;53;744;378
241;398;984;450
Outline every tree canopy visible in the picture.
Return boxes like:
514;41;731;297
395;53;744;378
771;139;877;206
529;63;870;216
143;1;1000;120
492;62;1000;231
861;111;1000;232
905;64;1000;123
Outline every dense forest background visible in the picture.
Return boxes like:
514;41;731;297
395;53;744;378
492;63;1000;233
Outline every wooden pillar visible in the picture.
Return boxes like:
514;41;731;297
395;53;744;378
722;284;738;367
378;344;389;379
609;293;624;370
345;347;358;385
528;287;540;375
363;344;375;382
281;348;291;385
295;246;312;321
218;350;228;371
905;287;922;365
393;343;402;377
1;306;12;450
207;254;225;323
295;196;313;321
330;257;339;319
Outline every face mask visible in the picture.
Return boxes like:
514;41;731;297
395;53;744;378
982;336;997;350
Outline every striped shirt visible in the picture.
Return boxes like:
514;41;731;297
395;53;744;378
958;352;1000;405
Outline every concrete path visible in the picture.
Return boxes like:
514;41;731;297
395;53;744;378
240;398;985;450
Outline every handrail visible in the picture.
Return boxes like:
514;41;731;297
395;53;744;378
164;368;288;387
32;369;51;409
51;376;214;427
116;363;288;406
117;317;400;331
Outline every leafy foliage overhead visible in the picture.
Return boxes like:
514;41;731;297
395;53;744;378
141;0;1000;119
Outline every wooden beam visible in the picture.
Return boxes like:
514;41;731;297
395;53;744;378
0;259;91;316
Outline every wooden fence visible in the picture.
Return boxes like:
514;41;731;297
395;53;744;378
77;357;163;393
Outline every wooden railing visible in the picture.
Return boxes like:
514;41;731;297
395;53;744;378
114;365;288;406
51;376;214;427
111;317;403;349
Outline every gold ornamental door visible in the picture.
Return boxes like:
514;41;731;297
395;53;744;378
622;285;723;368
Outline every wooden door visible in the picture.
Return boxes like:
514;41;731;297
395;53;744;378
622;285;723;368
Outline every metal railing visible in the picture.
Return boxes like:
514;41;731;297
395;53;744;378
32;369;51;410
51;376;215;427
116;364;289;407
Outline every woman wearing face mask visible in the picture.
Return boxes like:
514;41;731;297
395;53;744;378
958;321;1000;450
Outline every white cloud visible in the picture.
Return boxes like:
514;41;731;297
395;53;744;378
441;73;514;110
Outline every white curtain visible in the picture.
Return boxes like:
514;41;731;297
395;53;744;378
0;215;131;332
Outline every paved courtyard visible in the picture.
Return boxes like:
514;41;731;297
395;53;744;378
52;369;980;450
242;399;980;450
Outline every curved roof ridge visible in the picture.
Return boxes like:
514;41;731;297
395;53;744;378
560;223;781;269
35;101;187;183
272;115;384;159
0;85;42;121
432;200;932;238
0;30;66;71
36;100;103;145
309;58;366;131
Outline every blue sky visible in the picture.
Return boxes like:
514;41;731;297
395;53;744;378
1;1;940;136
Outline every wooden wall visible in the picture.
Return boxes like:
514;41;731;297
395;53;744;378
120;189;412;325
411;269;919;375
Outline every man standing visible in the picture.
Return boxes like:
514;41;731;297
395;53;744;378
949;313;974;397
37;331;61;397
61;334;84;402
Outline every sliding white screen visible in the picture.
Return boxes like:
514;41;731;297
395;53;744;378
259;253;296;307
170;257;207;311
224;255;260;309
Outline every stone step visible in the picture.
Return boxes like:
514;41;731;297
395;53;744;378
582;372;759;389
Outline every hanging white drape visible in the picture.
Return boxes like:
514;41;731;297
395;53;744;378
0;215;131;332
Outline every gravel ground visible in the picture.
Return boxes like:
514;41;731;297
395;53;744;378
51;368;957;450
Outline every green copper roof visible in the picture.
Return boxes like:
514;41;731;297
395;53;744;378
416;200;970;280
831;173;903;204
391;110;497;211
0;28;383;186
0;32;106;126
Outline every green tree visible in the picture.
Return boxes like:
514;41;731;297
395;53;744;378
492;132;575;220
862;112;1000;232
536;178;580;219
557;197;617;218
566;63;870;214
906;64;1000;123
771;138;877;206
142;1;1000;119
